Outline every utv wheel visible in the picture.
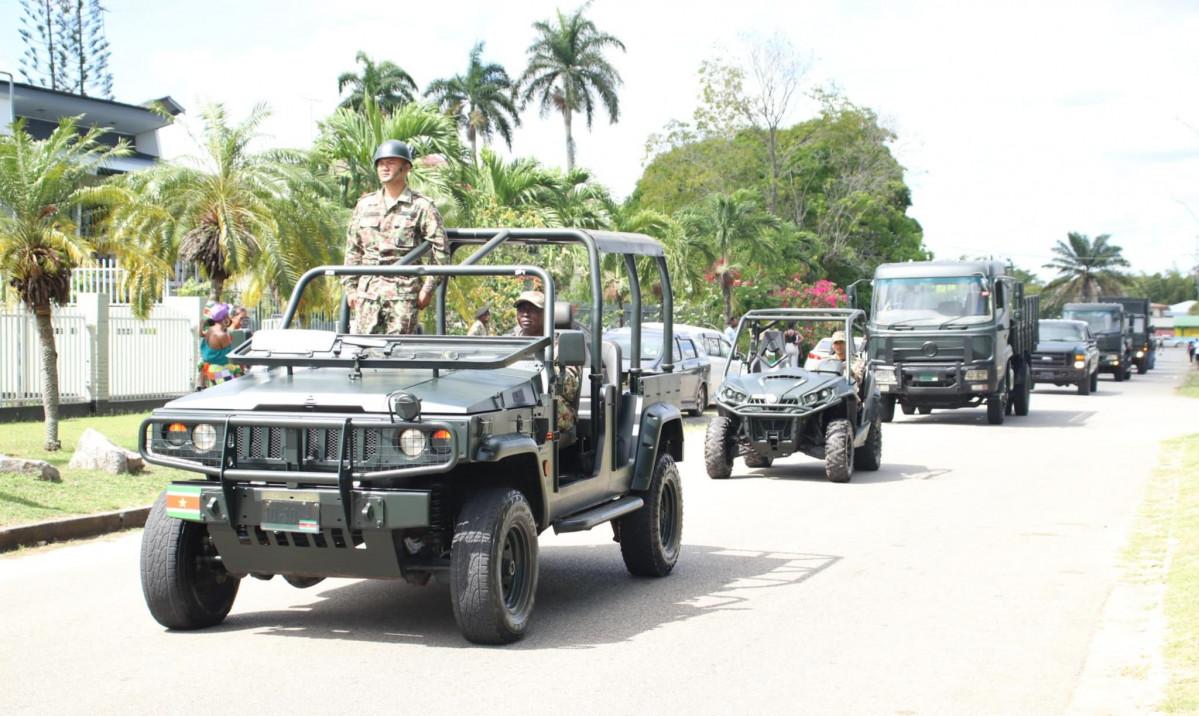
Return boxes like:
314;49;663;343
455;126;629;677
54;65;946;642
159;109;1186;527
879;395;896;423
825;419;854;483
1089;370;1099;392
743;451;773;468
704;417;736;479
140;492;240;630
619;452;683;577
900;402;916;416
1012;360;1031;416
917;406;932;415
451;488;538;644
853;413;883;471
689;384;707;417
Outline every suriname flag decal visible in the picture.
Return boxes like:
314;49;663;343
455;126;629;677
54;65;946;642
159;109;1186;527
165;485;203;520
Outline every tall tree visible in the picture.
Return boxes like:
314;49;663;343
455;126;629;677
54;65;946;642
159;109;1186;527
18;0;114;97
336;52;418;114
107;103;343;308
517;2;625;171
0;117;167;450
1040;232;1131;313
425;42;521;162
677;190;782;325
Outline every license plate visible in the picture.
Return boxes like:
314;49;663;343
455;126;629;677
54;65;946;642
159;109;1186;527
918;373;938;382
261;494;321;533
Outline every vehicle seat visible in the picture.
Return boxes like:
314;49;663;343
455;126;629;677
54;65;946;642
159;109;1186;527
937;300;962;315
754;330;787;372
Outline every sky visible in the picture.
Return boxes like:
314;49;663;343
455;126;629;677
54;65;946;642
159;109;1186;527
2;0;1198;282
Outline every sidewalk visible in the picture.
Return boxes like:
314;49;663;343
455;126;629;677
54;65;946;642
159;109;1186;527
0;506;151;552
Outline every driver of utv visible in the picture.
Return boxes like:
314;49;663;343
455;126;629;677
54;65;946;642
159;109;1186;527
826;330;867;392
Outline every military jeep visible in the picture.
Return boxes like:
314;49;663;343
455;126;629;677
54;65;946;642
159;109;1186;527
704;308;881;482
138;229;685;644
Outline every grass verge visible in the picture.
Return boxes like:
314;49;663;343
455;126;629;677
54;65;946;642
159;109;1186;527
0;413;187;527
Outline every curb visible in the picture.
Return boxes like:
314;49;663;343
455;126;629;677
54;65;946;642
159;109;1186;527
0;505;152;553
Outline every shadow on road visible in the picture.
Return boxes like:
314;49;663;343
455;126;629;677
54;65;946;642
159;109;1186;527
729;461;948;484
896;408;1098;428
202;543;840;649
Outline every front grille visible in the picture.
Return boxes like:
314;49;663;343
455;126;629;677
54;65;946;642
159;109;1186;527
241;427;284;460
748;418;796;441
1032;352;1068;368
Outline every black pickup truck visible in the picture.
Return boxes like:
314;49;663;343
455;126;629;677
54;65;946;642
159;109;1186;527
1029;319;1101;395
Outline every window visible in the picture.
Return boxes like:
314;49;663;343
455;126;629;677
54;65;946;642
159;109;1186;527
679;338;698;360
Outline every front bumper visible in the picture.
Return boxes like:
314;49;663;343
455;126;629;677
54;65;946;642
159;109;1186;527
873;362;996;399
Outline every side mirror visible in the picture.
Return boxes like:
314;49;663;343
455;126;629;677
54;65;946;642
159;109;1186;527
733;352;746;362
557;330;586;367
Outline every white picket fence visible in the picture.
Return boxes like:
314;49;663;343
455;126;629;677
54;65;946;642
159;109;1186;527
0;301;197;409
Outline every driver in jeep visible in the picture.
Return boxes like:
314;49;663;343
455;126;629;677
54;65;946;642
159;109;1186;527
509;290;582;432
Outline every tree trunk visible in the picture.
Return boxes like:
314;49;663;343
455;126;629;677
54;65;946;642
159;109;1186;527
34;304;62;451
563;109;575;172
209;276;225;305
722;283;733;329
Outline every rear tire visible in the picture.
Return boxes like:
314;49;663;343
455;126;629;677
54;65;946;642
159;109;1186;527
619;453;683;577
743;451;773;468
879;395;895;423
688;384;707;417
704;416;735;479
853;413;883;471
140;493;240;630
825;419;854;483
451;488;538;644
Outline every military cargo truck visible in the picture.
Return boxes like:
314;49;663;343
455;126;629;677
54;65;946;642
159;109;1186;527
1098;296;1155;373
1061;302;1132;381
866;260;1039;425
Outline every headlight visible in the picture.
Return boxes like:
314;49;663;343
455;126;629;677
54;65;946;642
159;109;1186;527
192;424;217;451
964;369;988;381
873;368;895;383
1073;360;1086;369
165;423;189;447
1135;350;1144;358
721;386;747;403
397;428;427;457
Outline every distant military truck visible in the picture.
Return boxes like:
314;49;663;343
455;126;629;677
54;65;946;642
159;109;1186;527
1098;296;1155;373
1061;302;1132;381
865;260;1039;425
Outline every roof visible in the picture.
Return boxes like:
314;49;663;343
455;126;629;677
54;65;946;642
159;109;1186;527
447;228;666;258
8;81;182;135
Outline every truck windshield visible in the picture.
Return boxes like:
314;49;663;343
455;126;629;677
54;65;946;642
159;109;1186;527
1041;324;1086;341
1062;310;1117;332
872;276;992;327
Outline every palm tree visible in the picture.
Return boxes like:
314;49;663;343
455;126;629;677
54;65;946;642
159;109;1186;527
517;2;625;170
108;103;344;308
312;97;465;212
678;190;782;325
0;117;168;450
448;148;562;226
425;42;521;162
1040;232;1130;313
337;51;419;114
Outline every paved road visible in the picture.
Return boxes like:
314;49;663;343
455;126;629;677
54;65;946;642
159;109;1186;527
2;352;1194;715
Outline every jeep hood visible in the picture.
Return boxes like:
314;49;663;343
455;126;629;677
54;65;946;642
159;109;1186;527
164;366;542;415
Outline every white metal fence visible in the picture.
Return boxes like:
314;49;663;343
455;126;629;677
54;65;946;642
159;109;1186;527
108;307;195;400
70;258;129;304
0;309;90;408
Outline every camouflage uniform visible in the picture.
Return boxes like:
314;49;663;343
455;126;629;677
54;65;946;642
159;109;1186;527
508;325;581;432
343;187;449;335
467;319;490;336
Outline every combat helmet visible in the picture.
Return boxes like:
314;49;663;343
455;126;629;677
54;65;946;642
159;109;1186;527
373;139;415;165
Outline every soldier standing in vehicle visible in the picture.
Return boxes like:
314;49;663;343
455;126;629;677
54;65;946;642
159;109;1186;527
343;140;449;334
467;306;491;336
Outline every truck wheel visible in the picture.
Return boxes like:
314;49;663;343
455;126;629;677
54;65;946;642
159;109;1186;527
1137;361;1147;375
283;575;325;589
1114;367;1125;382
879;395;896;423
743;451;773;468
704;417;736;479
900;402;916;416
1089;370;1099;393
917;406;932;415
140;492;240;630
825;419;854;483
688;384;707;417
853;413;883;471
986;395;1005;425
1012;361;1031;416
619;452;683;577
451;488;538;644
1077;372;1091;395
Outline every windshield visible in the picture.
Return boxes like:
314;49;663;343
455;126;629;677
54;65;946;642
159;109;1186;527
872;276;993;326
1062;310;1117;333
606;333;665;361
1041;324;1086;342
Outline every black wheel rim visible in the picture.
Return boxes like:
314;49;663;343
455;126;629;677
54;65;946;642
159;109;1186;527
190;530;233;608
658;480;680;560
500;524;532;612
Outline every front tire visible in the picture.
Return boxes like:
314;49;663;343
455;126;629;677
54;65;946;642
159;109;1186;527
1114;366;1125;382
1077;372;1091;395
743;450;773;468
619;452;683;577
140;492;240;630
825;419;854;483
1089;370;1099;392
1012;360;1031;416
704;416;736;479
689;384;707;417
451;488;539;644
853;413;883;471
